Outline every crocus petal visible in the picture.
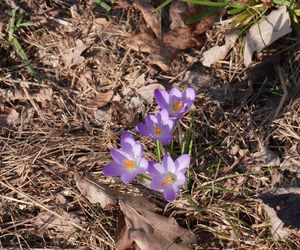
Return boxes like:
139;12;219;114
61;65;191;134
121;172;137;184
157;109;170;124
132;143;143;161
162;155;175;173
159;134;173;145
154;88;169;110
148;162;165;176
138;158;148;172
120;131;135;148
163;119;174;131
183;88;196;102
146;114;157;129
150;177;164;190
110;148;130;165
175;154;190;173
136;123;149;137
163;185;177;202
169;87;182;98
175;172;186;186
103;162;123;176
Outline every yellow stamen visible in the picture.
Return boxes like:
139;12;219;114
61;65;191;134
123;160;135;168
173;101;183;112
153;128;161;135
161;175;175;187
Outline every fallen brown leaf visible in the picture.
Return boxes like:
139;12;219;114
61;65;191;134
244;7;292;67
202;31;238;67
32;210;84;234
169;1;189;30
252;147;281;168
260;188;300;239
75;173;155;211
0;104;34;129
125;1;203;70
133;0;161;37
125;30;160;54
137;83;164;104
75;174;196;249
88;90;114;109
164;27;196;51
62;39;87;68
116;201;195;250
33;88;53;108
2;87;52;106
111;101;137;127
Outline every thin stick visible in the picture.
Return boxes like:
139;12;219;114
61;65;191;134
0;180;85;231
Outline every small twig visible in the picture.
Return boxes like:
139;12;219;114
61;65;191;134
0;180;85;231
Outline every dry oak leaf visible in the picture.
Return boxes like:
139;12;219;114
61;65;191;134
75;174;195;250
116;201;195;250
125;30;161;54
164;27;196;51
133;0;161;37
75;173;155;211
62;39;88;68
88;90;114;109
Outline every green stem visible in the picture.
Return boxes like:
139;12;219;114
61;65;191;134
156;140;162;162
139;173;152;181
169;139;174;156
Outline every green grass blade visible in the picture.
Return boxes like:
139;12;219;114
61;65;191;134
95;0;111;11
227;6;246;15
182;0;229;7
294;9;300;16
155;0;173;11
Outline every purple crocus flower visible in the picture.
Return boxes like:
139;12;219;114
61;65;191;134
103;131;148;184
148;154;190;202
136;109;174;145
154;87;195;121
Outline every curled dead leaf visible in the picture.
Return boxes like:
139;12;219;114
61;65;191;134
260;188;300;239
244;7;292;67
75;174;196;250
116;201;195;250
133;0;161;37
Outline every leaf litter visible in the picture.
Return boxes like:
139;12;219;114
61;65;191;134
75;173;196;249
125;1;213;70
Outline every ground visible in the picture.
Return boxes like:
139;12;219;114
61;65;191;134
0;0;300;249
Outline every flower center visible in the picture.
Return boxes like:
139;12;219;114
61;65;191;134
153;124;161;135
153;128;161;135
161;175;175;187
123;159;136;169
173;101;183;113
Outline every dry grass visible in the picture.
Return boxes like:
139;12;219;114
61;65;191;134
0;0;300;249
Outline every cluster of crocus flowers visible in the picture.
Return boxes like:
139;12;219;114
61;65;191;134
103;87;196;202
